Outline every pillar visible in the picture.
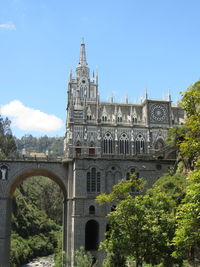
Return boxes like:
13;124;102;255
0;198;12;267
62;198;68;267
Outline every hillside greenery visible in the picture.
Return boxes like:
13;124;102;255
15;134;64;158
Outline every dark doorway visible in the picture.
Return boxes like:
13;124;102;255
85;220;99;250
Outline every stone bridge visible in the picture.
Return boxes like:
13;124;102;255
0;159;71;267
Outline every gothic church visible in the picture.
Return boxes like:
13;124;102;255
64;41;184;263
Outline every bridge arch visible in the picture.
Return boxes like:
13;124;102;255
8;168;67;198
0;160;69;266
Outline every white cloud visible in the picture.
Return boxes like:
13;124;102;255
0;21;16;30
0;100;63;133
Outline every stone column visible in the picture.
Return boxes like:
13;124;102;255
0;198;12;267
62;198;68;267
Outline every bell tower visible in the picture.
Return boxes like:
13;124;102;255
67;40;98;110
65;40;99;157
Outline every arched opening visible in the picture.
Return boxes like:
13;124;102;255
85;220;99;251
8;168;67;267
89;205;95;215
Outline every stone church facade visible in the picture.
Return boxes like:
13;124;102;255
64;41;184;264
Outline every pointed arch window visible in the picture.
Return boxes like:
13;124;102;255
136;134;145;154
87;168;101;193
102;116;107;121
117;116;122;122
119;133;129;154
87;115;92;120
103;132;113;154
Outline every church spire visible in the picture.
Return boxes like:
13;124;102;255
79;38;87;66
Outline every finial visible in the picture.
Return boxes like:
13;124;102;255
69;66;72;81
96;67;98;83
145;88;148;99
168;89;171;101
126;95;129;104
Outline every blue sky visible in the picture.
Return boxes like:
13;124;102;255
0;0;200;138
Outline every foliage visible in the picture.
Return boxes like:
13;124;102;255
73;247;94;267
19;176;63;225
97;174;180;267
0;115;17;159
167;126;186;149
153;172;187;205
10;177;63;266
173;161;200;265
179;81;200;169
96;174;145;205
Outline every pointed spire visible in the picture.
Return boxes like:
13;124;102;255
126;95;129;104
79;38;87;66
168;89;171;101
145;88;148;99
96;68;98;84
69;66;72;81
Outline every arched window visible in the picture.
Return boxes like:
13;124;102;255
87;115;92;120
75;141;81;156
85;220;99;250
119;133;129;154
89;205;95;215
155;139;165;150
87;168;101;193
103;132;113;154
136;134;145;154
117;116;122;122
102;116;107;122
89;142;95;156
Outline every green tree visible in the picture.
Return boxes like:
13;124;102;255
0;115;17;159
173;161;200;266
97;175;177;267
179;81;200;169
